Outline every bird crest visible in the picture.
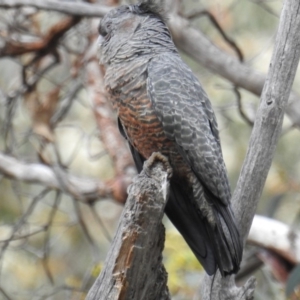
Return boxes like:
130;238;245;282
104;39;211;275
134;0;167;21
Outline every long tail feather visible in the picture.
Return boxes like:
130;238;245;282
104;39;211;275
166;180;242;276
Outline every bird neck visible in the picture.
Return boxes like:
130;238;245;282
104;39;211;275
107;17;178;65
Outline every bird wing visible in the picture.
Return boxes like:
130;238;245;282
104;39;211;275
146;54;242;275
117;53;242;275
147;53;231;205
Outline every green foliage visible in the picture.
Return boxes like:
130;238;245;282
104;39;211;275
164;228;203;298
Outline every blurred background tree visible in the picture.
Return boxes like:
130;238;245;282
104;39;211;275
0;0;299;299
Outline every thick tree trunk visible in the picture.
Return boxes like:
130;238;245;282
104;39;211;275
86;153;172;300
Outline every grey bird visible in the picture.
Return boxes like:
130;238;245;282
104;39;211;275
98;0;243;276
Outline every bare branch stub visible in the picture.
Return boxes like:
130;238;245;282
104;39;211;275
86;152;172;300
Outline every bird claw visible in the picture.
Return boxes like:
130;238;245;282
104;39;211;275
143;152;173;180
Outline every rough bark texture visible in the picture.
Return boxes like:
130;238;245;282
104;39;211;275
232;0;300;243
86;152;172;300
201;0;300;299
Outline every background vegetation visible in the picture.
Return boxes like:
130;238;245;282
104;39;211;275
0;0;299;299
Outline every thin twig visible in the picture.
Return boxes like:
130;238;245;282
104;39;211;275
42;190;62;285
72;198;99;261
88;203;112;242
233;86;254;126
51;80;83;125
0;0;111;17
0;188;51;260
0;286;13;300
186;9;244;62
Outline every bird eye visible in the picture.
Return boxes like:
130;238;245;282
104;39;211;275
99;27;107;37
98;23;111;38
98;26;107;37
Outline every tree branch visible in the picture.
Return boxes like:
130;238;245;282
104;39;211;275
3;154;298;268
165;1;300;126
232;0;300;245
0;16;80;57
0;0;111;17
249;215;300;265
0;152;111;202
86;152;172;300
201;0;300;298
1;0;300;124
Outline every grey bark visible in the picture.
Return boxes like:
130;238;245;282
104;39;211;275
0;0;111;17
0;152;109;202
201;0;300;299
232;0;300;245
86;153;172;300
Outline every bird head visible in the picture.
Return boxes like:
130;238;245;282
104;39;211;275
98;0;176;65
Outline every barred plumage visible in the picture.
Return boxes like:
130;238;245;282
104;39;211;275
98;0;243;276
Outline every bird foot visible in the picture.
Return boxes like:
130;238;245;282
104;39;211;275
143;152;173;179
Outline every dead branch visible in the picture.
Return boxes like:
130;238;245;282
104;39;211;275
4;153;297;268
249;215;300;265
201;0;300;299
0;16;80;57
0;0;111;17
0;152;111;202
86;152;172;300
